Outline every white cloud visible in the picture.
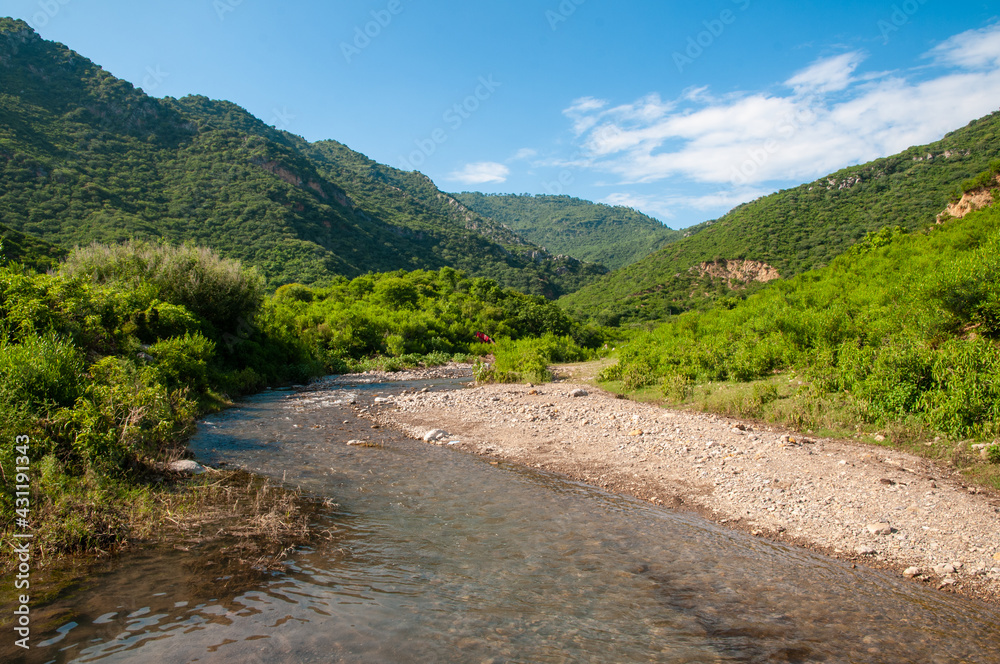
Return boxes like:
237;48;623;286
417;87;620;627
563;96;609;135
562;27;1000;189
510;148;537;161
603;189;772;221
786;52;865;95
448;161;510;185
929;23;1000;69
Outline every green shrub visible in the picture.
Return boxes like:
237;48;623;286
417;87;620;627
0;333;83;408
149;332;216;392
61;241;265;337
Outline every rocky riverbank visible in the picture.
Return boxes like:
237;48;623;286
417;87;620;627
349;368;1000;605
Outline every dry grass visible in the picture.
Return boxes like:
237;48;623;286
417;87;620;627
163;469;332;573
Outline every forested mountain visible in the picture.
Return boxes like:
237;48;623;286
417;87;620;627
560;110;1000;324
0;19;605;297
0;220;65;271
451;193;682;271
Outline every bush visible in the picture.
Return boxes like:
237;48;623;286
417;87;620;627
149;332;216;392
0;333;83;408
61;241;265;337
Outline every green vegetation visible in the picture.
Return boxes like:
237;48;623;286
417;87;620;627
0;239;609;559
452;193;681;271
959;158;1000;195
0;242;317;561
0;18;603;298
0;222;66;272
474;334;595;384
562;111;1000;323
598;206;1000;466
265;265;605;374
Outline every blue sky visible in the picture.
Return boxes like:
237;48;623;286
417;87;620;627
7;0;1000;228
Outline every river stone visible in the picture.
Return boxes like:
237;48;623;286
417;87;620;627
423;429;447;442
168;460;205;475
903;567;921;578
855;546;876;556
933;563;957;576
867;522;893;536
346;440;366;446
569;389;588;397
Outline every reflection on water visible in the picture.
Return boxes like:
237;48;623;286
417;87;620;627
9;380;1000;663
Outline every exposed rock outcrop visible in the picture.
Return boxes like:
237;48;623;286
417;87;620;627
689;259;780;287
939;174;1000;222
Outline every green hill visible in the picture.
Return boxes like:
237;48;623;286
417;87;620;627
561;110;1000;324
451;193;682;271
601;202;1000;443
0;221;66;271
0;18;605;297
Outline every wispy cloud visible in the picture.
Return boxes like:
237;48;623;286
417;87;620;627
510;147;538;161
928;22;1000;69
448;161;510;185
785;51;865;94
564;24;1000;190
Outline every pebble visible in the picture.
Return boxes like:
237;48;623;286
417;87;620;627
933;563;958;576
422;429;447;442
867;522;893;536
373;374;1000;603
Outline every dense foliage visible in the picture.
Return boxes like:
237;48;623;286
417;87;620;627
266;266;604;373
562;111;1000;324
452;193;681;271
0;238;608;554
0;221;66;272
600;205;1000;440
0;242;318;555
0;18;603;297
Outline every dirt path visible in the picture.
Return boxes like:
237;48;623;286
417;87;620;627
346;368;1000;606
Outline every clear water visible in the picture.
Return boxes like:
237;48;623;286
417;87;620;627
10;379;1000;663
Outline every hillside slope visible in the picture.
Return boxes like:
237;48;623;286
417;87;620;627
451;193;682;271
561;110;1000;323
0;19;604;296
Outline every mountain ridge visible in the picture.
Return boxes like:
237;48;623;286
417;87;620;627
0;18;605;297
560;109;1000;323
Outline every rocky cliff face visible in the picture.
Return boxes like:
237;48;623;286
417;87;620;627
939;174;1000;221
689;259;780;287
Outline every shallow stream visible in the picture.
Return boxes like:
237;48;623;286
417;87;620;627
10;378;1000;663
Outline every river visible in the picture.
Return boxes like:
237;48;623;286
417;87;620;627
9;377;1000;663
